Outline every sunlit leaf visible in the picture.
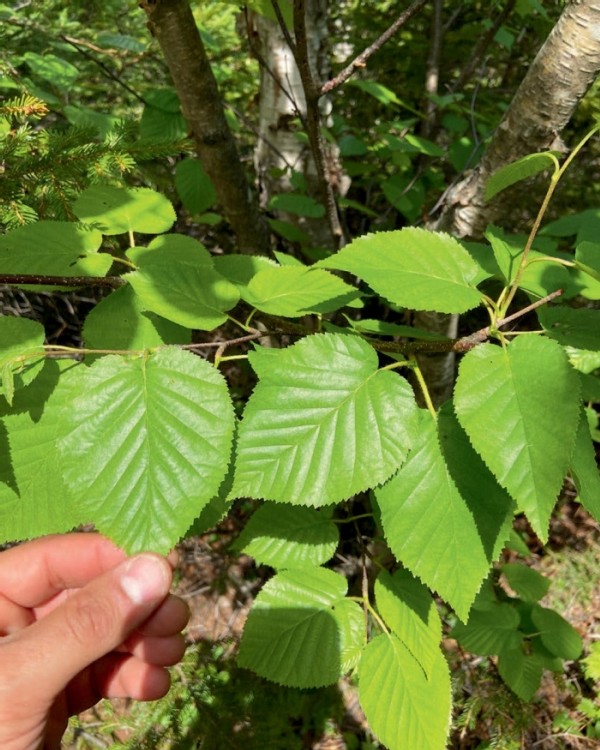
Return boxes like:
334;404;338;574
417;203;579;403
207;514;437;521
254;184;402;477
454;336;581;540
232;333;419;506
58;349;235;553
319;228;485;314
359;634;451;750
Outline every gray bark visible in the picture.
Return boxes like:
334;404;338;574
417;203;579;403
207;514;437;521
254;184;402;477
252;0;347;249
418;0;600;405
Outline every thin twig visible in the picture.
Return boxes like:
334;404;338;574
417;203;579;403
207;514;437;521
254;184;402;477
289;0;344;245
453;289;563;352
0;274;125;289
449;0;516;94
320;0;429;95
61;35;147;105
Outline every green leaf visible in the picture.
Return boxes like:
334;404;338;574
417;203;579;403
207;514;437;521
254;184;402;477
269;193;325;218
501;563;550;602
358;634;451;750
23;51;79;90
573;242;600;299
235;504;339;569
403;133;445;157
128;234;214;268
497;647;544;701
565;346;600;374
454;336;581;540
376;409;512;621
531;605;582;660
58;349;235;553
319;228;485;314
268;218;312;246
375;569;442;678
538;307;600;350
213;254;277;288
242;266;360;317
238;567;364;687
125;249;240;331
485;152;558;201
348;318;448;341
570;410;600;521
484;227;569;296
582;642;600;681
140;88;187;141
231;333;419;506
0;221;110;279
72;185;176;235
0;317;45;401
0;361;88;543
83;285;191;350
175;158;217;215
450;603;522;656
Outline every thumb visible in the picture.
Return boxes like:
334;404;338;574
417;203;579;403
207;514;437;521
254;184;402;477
15;553;172;700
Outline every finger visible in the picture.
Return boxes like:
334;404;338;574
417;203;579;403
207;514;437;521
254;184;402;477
136;594;190;637
119;632;187;666
0;592;34;635
7;553;172;701
0;534;126;608
65;654;171;715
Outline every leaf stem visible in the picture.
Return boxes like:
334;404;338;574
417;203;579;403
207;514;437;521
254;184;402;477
501;125;599;316
409;355;437;418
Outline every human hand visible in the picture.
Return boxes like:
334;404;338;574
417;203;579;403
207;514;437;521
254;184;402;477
0;533;190;750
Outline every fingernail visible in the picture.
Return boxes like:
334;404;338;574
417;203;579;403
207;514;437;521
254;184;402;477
120;554;170;605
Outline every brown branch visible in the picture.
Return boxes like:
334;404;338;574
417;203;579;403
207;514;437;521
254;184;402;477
0;275;125;288
320;0;429;96
140;0;270;254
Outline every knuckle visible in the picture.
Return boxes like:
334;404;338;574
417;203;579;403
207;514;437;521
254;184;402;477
64;590;116;646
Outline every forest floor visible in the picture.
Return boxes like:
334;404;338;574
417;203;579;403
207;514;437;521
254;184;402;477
63;501;600;750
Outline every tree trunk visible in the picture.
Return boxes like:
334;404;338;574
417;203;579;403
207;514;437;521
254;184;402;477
437;0;600;237
140;0;270;254
418;0;600;405
251;0;346;250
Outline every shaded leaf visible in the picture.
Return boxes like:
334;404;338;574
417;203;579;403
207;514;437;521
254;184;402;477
0;317;45;401
538;307;600;350
175;158;217;215
0;361;87;543
497;647;544;701
501;563;550;602
375;569;442;678
376;411;511;621
531;605;582;660
236;504;339;569
485;152;557;201
570;410;600;521
451;603;522;656
83;285;191;350
238;567;364;688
